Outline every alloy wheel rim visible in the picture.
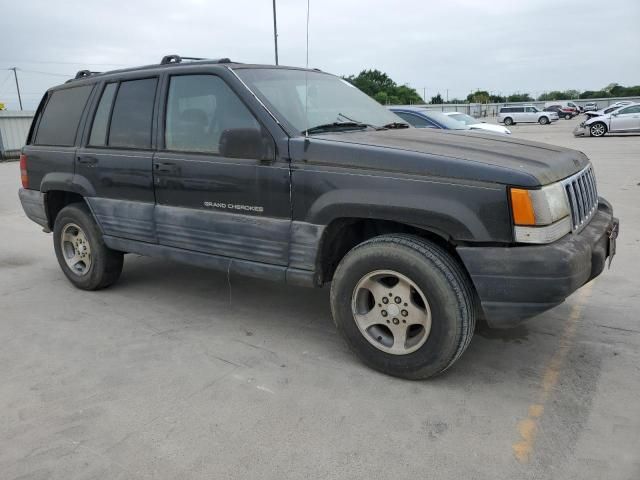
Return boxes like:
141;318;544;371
591;124;605;136
61;223;92;276
351;270;432;355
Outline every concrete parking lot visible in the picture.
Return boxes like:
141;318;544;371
1;117;638;480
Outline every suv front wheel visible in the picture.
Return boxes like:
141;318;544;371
330;234;476;379
539;116;549;125
53;203;124;290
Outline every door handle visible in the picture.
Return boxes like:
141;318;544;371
77;156;98;166
154;162;178;173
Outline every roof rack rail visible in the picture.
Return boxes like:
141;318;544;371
159;55;232;65
74;69;101;79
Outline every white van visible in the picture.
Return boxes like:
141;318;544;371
497;105;559;125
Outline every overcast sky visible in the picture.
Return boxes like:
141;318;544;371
1;0;638;110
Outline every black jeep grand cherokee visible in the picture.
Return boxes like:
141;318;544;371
18;55;618;379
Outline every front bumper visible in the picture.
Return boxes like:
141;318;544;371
457;200;618;328
573;122;589;136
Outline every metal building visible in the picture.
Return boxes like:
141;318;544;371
0;111;34;160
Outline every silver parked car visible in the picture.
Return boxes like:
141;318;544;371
497;105;559;126
584;101;634;119
574;103;640;137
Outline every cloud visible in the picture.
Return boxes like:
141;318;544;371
0;0;638;109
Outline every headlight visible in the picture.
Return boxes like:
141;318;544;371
509;183;571;243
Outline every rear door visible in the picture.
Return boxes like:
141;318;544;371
76;77;159;243
512;107;526;122
153;73;291;266
609;105;640;132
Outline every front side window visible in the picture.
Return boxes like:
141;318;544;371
525;107;536;112
34;85;93;146
165;74;260;153
619;105;640;114
108;78;157;149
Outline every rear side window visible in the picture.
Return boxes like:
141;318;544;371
34;85;92;146
89;83;117;146
501;107;513;113
108;78;157;149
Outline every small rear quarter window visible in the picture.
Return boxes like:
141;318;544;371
34;85;93;146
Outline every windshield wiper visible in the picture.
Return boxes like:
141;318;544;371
304;121;369;135
381;122;410;129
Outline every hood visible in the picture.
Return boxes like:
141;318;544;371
584;113;610;124
291;128;589;187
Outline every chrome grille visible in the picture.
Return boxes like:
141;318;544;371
562;165;598;231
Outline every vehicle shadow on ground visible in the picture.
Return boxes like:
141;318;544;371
108;254;563;384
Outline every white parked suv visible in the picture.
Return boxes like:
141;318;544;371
497;105;559;126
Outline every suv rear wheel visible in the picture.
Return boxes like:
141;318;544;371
539;116;549;125
53;203;124;290
330;234;476;379
503;117;514;126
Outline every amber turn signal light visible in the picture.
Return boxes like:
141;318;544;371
510;188;536;226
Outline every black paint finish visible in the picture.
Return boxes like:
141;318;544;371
19;60;616;327
457;201;617;327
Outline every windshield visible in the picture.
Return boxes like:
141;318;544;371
234;68;403;134
448;113;478;126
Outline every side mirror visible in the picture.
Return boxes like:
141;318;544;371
219;128;275;162
612;113;618;117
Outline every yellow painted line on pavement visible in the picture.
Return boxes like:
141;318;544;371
512;282;594;464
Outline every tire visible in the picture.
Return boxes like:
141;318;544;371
330;234;476;379
564;114;572;120
503;117;514;126
539;116;549;125
53;202;124;290
589;122;607;137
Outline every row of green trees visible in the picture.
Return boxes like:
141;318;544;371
343;70;423;105
344;70;639;105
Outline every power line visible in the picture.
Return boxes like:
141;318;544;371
3;68;72;78
0;58;127;67
0;71;12;93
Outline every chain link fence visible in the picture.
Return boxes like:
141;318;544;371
391;96;640;118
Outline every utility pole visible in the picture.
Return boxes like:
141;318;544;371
272;0;279;65
423;87;426;102
10;67;22;111
446;89;449;103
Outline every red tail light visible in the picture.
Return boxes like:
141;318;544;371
20;154;29;189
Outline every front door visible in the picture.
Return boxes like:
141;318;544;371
609;105;640;132
153;73;291;266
